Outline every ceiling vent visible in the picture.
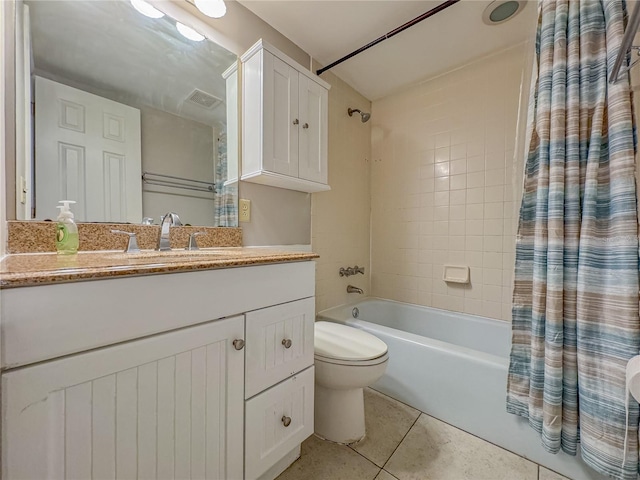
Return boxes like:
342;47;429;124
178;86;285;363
186;89;223;109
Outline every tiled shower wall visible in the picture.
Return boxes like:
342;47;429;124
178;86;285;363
370;44;529;321
312;72;372;312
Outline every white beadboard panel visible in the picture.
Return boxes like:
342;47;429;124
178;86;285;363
2;316;244;479
2;261;314;369
92;374;116;480
245;366;315;479
66;382;92;480
116;368;138;479
175;351;192;479
245;297;315;398
137;361;158;479
206;343;225;479
191;346;207;479
157;356;176;479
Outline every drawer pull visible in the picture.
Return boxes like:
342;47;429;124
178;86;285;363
232;339;245;350
293;119;299;125
282;338;292;349
282;415;292;427
302;123;309;129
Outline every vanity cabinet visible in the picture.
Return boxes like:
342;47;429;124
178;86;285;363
241;39;331;193
1;261;316;480
3;316;245;479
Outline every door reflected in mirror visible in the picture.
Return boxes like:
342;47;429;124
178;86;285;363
16;0;239;227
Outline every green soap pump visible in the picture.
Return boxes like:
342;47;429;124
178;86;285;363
55;200;79;254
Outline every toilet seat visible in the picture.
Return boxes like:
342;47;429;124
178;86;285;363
314;352;389;367
314;321;388;363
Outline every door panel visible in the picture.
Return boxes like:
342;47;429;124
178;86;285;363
298;76;328;184
35;76;142;222
263;52;299;177
2;316;244;480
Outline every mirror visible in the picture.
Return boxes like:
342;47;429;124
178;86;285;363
16;0;239;226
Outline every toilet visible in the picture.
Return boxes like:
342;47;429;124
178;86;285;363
313;321;389;444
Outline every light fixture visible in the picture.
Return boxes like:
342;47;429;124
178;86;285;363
130;0;165;19
194;0;227;19
482;0;525;25
176;22;205;42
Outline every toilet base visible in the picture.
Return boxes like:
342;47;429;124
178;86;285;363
314;384;366;444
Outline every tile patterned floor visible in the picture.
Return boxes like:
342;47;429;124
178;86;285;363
277;389;571;480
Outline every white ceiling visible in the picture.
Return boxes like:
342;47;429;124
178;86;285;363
27;0;237;128
238;0;538;100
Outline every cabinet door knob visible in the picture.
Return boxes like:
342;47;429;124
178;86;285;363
282;338;292;349
302;123;309;129
282;415;292;427
293;119;299;125
232;339;245;350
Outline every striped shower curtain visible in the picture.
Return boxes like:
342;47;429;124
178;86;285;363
506;1;640;479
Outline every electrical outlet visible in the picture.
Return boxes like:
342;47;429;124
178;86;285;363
239;199;251;222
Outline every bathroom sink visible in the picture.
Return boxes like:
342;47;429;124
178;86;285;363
126;248;239;258
112;248;242;261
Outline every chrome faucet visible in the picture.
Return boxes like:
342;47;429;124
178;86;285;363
157;212;182;251
347;285;364;294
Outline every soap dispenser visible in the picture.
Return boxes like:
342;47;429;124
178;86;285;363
55;200;79;254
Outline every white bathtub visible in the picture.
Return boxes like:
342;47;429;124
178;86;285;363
317;298;607;480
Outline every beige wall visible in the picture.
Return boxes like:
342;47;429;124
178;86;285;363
312;72;371;312
370;45;528;321
140;106;217;227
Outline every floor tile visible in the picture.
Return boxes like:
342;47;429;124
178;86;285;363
351;389;421;467
539;467;570;480
276;434;380;480
375;470;400;480
384;414;538;480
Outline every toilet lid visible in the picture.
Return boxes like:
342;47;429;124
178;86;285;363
314;321;388;361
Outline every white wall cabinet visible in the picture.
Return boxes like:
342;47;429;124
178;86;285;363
1;261;317;480
241;39;330;194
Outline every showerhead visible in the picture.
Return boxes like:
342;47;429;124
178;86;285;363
348;107;371;123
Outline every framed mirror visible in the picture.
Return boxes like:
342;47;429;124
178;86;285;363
15;0;239;227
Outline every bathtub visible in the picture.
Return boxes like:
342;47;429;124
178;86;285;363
317;298;607;480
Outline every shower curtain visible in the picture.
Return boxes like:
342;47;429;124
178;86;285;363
506;1;640;479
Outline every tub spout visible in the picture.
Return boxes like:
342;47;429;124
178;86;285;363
347;285;364;294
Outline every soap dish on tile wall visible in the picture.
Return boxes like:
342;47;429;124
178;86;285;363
443;265;470;284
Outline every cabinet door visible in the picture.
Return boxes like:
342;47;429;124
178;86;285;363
245;366;314;480
245;297;315;399
3;316;245;480
263;51;299;177
298;75;328;184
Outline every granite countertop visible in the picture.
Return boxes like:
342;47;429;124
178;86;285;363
0;247;319;288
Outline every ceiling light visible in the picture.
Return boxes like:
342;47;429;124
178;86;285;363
130;0;165;19
176;22;205;42
194;0;227;19
482;1;525;25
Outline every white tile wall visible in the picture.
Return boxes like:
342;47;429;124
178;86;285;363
312;72;372;312
370;44;529;321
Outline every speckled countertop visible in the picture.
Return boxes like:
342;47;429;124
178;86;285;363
0;248;319;288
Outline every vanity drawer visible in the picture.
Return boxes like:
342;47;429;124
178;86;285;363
245;297;315;398
245;366;314;480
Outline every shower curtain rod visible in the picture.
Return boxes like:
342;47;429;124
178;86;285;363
316;0;460;76
609;0;640;83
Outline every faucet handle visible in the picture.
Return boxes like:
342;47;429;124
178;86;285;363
186;232;205;251
111;230;141;253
